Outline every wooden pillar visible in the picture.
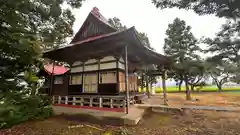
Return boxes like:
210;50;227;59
52;96;55;104
149;76;153;95
116;57;120;94
146;75;150;98
144;68;150;98
161;70;167;105
50;61;55;96
97;59;100;93
124;46;129;114
82;62;85;93
67;63;72;96
141;72;144;92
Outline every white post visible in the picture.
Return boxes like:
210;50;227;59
65;96;68;104
80;97;83;106
58;96;61;104
110;98;113;108
90;97;93;107
73;97;76;105
99;97;103;107
123;99;126;113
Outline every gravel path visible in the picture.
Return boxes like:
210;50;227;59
181;105;240;112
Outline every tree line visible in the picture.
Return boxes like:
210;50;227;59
153;0;240;100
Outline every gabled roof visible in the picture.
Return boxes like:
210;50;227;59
43;7;169;67
70;7;116;43
44;27;169;65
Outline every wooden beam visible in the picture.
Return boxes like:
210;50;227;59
161;69;167;105
145;68;150;98
116;57;120;94
124;45;129;114
50;61;55;96
141;72;144;92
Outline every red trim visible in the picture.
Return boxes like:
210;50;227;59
69;29;128;46
54;104;125;112
44;64;69;75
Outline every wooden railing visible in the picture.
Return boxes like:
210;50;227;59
52;95;136;113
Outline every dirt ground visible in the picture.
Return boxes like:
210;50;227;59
167;92;240;107
1;92;240;135
1;110;240;135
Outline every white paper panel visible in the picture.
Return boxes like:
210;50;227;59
83;73;98;93
71;66;83;73
119;72;125;92
118;62;125;70
91;84;97;92
85;59;97;64
72;61;82;66
100;56;115;62
100;62;116;70
70;75;82;85
100;71;116;84
84;64;98;71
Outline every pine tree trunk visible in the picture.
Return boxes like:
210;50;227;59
217;84;222;92
178;80;183;91
190;85;194;91
184;74;191;100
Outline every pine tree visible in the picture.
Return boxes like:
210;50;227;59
205;21;240;64
164;18;200;100
108;17;153;49
108;17;127;31
152;0;240;88
152;0;240;19
204;21;240;87
205;60;237;91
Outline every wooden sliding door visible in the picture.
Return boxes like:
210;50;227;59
119;72;125;92
83;73;98;93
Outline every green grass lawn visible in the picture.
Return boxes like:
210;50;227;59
139;86;240;93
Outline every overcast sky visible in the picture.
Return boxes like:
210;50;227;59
72;0;226;54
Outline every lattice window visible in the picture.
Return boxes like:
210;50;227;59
70;75;82;85
99;71;116;84
54;76;63;84
83;73;98;93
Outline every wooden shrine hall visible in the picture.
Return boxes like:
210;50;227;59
42;7;169;114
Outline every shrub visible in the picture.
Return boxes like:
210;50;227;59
0;95;53;129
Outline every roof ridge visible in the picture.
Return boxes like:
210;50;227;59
90;7;116;30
